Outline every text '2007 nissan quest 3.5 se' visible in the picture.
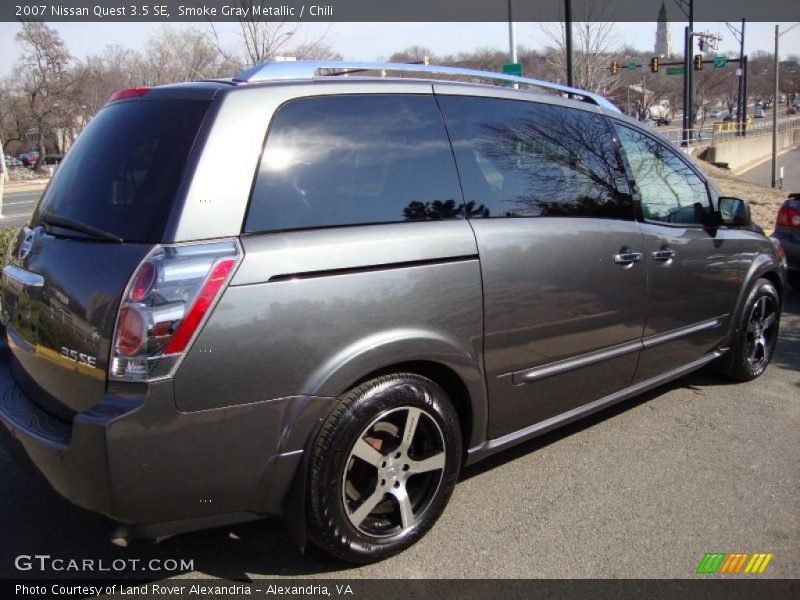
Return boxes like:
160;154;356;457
0;61;786;563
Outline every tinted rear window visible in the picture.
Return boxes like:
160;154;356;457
245;94;463;233
35;99;210;243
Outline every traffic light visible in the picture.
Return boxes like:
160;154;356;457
694;55;703;71
650;56;659;73
610;60;618;75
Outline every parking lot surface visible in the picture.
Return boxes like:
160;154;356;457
1;293;798;581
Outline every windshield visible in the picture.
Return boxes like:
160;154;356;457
34;99;210;243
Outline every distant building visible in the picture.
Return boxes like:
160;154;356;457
654;1;673;58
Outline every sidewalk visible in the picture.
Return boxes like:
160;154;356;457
5;177;50;192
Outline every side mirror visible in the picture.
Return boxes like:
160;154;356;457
718;197;751;227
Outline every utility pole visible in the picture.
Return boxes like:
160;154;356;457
738;19;746;135
507;0;517;64
771;22;800;188
565;0;573;87
726;19;746;135
678;0;694;145
772;24;779;188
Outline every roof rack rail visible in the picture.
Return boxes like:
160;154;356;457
234;60;620;113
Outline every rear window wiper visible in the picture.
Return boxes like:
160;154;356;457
40;214;123;243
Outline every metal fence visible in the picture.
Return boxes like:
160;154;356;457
660;115;800;149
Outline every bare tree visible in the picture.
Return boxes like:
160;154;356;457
14;21;77;169
540;14;622;96
206;1;334;69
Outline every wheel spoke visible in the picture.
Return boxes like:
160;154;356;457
408;452;445;475
352;437;384;468
400;407;421;451
757;297;767;320
747;321;759;334
761;312;776;330
392;486;415;530
349;489;386;527
748;340;759;362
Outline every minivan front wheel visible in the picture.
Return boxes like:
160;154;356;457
306;373;462;563
728;278;781;381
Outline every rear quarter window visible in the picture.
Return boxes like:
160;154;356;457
245;94;464;233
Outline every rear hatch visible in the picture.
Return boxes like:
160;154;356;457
1;92;213;417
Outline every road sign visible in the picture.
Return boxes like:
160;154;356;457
714;56;726;69
502;63;522;87
667;66;685;75
627;61;637;71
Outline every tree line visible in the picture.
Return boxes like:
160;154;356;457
1;21;797;171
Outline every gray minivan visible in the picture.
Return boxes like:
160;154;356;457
0;61;785;563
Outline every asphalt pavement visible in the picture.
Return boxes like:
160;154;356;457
1;290;798;581
1;185;42;229
740;146;800;194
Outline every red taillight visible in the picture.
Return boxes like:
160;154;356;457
107;87;151;103
117;307;146;357
130;262;157;301
164;259;236;354
776;205;800;228
110;240;241;382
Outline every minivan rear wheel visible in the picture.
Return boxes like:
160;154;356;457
727;278;781;381
306;373;462;563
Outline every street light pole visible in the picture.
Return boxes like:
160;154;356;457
771;22;800;188
507;0;517;64
772;24;780;188
565;0;573;87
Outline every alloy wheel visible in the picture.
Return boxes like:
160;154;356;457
745;295;778;368
342;406;446;538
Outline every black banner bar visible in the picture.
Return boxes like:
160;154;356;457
5;579;800;600
2;0;799;23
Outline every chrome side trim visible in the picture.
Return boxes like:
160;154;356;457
512;317;725;386
466;350;724;465
2;265;44;287
642;317;724;348
513;340;642;384
234;60;620;113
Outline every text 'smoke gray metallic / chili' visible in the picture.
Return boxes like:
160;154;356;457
0;61;786;563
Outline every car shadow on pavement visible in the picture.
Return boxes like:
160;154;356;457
1;292;798;581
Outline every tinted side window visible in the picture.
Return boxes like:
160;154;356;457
245;95;463;233
615;124;710;225
436;95;633;219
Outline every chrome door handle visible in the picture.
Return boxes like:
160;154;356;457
652;249;676;262
613;252;643;266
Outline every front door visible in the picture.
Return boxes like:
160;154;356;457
613;123;745;382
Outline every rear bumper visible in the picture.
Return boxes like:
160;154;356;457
0;331;329;537
0;341;113;516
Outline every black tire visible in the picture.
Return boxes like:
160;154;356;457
306;373;462;564
726;278;781;381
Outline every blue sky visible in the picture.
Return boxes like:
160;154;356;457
0;21;798;77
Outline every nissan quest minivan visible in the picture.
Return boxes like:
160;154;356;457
0;61;785;563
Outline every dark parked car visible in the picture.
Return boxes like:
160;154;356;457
0;61;786;564
773;194;800;290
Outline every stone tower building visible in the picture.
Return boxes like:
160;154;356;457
654;1;673;58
